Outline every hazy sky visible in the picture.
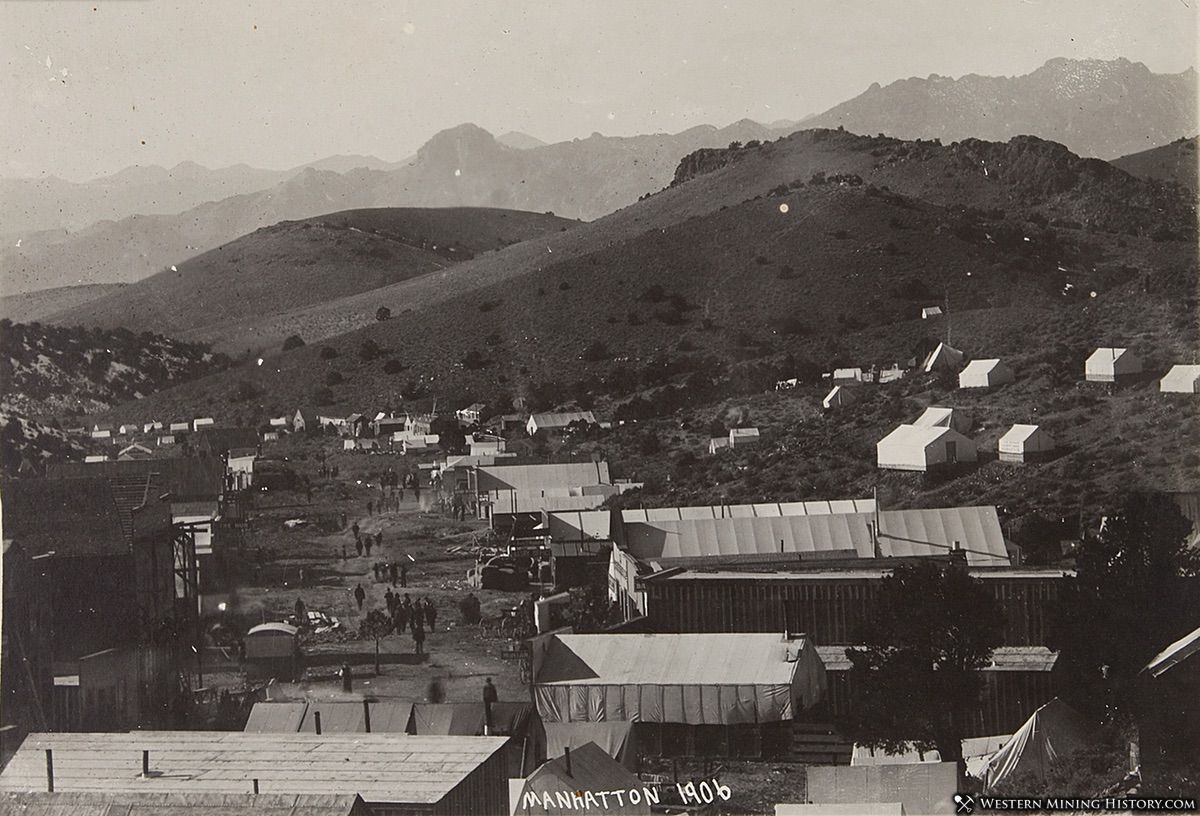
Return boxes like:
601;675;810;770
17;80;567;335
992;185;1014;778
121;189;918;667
3;0;1196;180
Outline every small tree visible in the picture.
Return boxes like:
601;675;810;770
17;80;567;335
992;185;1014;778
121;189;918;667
359;339;383;362
282;335;305;351
845;561;1002;762
383;359;404;375
376;306;392;322
320;346;339;360
462;349;487;370
359;610;394;675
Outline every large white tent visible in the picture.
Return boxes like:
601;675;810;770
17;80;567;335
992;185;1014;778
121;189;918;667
877;425;976;472
1085;348;1142;382
959;359;1014;389
981;698;1097;790
922;343;964;373
533;633;827;725
1160;365;1200;394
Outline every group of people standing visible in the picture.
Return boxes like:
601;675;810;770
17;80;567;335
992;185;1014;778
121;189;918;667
387;591;437;655
348;522;383;558
373;559;407;586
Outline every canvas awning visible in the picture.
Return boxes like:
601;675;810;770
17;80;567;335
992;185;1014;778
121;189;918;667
981;698;1096;790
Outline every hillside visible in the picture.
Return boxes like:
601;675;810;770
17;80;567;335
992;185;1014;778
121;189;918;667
45;207;578;340
1112;136;1199;189
0;321;230;417
1;121;791;294
133;129;1195;353
805;58;1197;160
0;411;86;473
0;283;126;323
67;127;1199;522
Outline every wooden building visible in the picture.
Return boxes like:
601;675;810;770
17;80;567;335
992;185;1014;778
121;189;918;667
0;732;512;816
1;540;53;748
639;564;1065;646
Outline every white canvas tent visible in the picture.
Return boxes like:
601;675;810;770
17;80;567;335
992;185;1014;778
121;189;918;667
1085;348;1142;382
877;425;976;472
1160;365;1200;394
958;359;1014;389
921;343;964;373
1143;624;1200;678
998;425;1055;463
533;633;827;725
981;698;1096;790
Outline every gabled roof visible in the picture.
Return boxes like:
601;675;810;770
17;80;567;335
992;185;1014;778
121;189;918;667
0;732;509;805
622;506;1008;566
1161;365;1200;391
999;424;1049;447
922;342;964;372
912;407;956;428
476;461;610;492
960;359;1007;376
537;633;809;687
878;424;962;449
517;742;649;815
1086;347;1132;364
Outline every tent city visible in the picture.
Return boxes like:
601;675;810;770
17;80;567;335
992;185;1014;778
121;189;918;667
0;2;1198;814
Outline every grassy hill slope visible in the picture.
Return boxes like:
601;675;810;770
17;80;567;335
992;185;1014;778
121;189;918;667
46;207;577;339
1112;136;1198;190
0;283;127;323
160;129;1194;353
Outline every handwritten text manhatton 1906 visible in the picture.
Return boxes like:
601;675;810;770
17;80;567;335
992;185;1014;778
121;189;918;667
522;779;732;810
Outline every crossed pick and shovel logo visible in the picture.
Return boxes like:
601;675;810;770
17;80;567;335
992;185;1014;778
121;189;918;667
954;793;975;814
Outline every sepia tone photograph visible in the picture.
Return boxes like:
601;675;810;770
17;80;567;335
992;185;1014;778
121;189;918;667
0;1;1197;813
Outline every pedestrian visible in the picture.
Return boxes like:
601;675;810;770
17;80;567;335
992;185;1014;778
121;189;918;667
482;675;498;731
412;617;426;656
294;597;307;627
354;583;366;611
355;537;363;557
400;562;408;587
395;597;410;632
384;588;395;614
367;500;374;516
306;482;313;504
390;562;399;587
352;521;360;540
340;662;353;693
365;536;373;557
341;543;347;561
424;598;437;632
376;530;383;550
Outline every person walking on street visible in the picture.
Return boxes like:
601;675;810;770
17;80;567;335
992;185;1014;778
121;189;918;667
340;663;353;693
355;537;363;557
412;617;426;656
384;588;395;615
365;536;373;557
424;598;437;632
400;563;408;587
376;531;383;551
395;597;410;632
482;676;498;733
294;597;307;628
389;562;399;587
354;583;366;611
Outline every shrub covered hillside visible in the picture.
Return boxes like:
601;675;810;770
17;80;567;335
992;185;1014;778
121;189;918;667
0;410;85;473
0;320;231;417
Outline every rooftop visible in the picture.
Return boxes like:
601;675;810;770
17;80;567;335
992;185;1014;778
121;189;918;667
0;732;509;805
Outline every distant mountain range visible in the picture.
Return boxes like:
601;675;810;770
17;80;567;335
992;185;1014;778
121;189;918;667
3;58;1195;299
0;154;409;238
805;58;1196;160
1;120;791;295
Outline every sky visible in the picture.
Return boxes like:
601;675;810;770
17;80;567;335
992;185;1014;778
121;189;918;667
3;0;1196;181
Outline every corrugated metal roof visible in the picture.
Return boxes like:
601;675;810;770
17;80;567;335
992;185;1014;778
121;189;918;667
0;733;508;804
617;499;874;523
0;791;366;816
476;462;610;492
623;507;1008;566
538;633;806;686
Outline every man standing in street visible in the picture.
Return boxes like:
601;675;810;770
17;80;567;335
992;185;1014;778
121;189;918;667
354;583;366;611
